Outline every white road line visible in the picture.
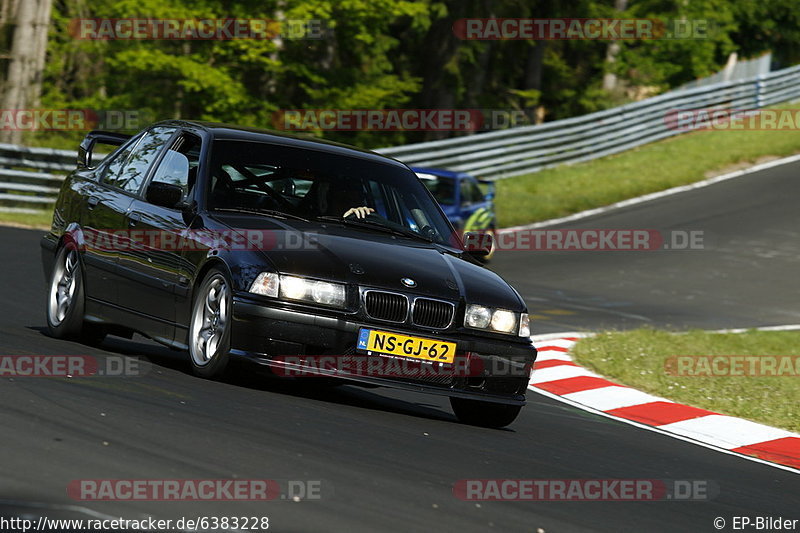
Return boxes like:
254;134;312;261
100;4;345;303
526;330;800;474
657;415;797;450
562;386;667;412
534;338;578;349
710;324;800;333
530;332;593;343
502;153;800;231
529;385;800;475
533;351;573;362
529;365;599;384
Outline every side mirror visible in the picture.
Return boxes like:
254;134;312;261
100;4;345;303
146;181;184;209
146;150;190;209
462;230;494;258
78;130;132;169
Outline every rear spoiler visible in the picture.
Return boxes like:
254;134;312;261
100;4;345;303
78;130;132;169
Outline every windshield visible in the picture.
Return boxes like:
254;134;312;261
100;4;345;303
207;140;456;245
419;174;455;205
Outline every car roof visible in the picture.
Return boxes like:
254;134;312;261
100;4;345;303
153;119;409;169
411;166;472;179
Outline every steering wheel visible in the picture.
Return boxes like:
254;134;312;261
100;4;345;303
235;166;297;212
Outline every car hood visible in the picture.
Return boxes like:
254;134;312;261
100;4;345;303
213;214;524;310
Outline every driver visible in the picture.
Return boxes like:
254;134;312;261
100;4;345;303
318;179;374;219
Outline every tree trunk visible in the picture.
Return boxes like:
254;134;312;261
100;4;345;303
266;0;285;96
29;0;51;107
602;0;628;93
0;0;52;144
418;0;480;140
524;41;545;122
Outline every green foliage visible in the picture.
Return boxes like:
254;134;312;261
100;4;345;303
30;0;800;150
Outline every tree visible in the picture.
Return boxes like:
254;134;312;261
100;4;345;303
0;0;53;144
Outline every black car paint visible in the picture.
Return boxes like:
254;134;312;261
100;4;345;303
41;120;537;405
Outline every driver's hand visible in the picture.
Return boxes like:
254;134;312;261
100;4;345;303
343;206;375;219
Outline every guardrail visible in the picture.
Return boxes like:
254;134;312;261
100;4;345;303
2;63;800;212
377;63;800;179
0;144;73;213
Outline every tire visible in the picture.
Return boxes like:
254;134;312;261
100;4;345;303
188;268;232;379
46;243;108;344
450;397;522;428
46;244;86;339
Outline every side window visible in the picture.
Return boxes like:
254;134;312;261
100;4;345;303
459;180;474;207
367;181;389;218
98;135;140;183
422;177;455;206
149;132;202;198
102;126;175;193
469;181;484;203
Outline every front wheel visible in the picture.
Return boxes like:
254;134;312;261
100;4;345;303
188;268;232;379
450;397;522;428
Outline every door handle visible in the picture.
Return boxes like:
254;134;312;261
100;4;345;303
87;196;100;209
128;212;142;227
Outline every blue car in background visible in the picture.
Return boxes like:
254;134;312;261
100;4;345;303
413;167;496;262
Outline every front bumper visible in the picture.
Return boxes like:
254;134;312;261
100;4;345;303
230;296;537;405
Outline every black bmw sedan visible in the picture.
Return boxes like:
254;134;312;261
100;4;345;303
41;121;536;427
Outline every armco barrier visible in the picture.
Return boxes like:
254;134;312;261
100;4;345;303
2;64;800;211
376;64;800;179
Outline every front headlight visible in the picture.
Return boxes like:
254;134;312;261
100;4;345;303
280;276;309;300
491;309;517;333
464;304;491;329
465;304;519;335
250;273;347;308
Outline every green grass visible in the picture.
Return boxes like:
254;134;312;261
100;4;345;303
0;210;52;230
496;102;800;227
571;329;800;432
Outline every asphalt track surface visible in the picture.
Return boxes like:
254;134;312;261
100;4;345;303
494;160;800;334
1;161;798;532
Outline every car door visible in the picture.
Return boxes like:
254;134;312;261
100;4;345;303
120;131;203;342
80;134;144;306
83;126;170;339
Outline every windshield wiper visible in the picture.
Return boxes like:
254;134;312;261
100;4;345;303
213;207;309;222
315;215;434;243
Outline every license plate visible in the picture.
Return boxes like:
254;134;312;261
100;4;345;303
357;329;457;364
